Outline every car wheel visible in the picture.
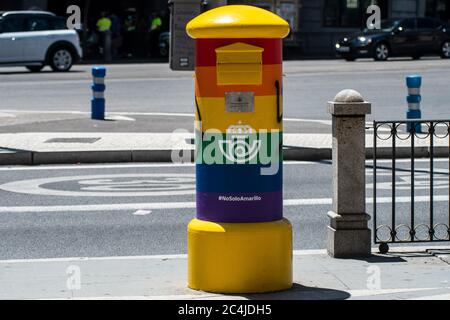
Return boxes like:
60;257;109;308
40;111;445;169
374;43;389;61
49;47;74;72
26;65;44;72
441;41;450;59
412;55;421;60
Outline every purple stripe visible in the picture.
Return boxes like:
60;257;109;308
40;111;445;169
197;191;282;223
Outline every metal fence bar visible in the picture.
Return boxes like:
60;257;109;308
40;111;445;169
373;119;450;252
410;129;415;242
373;121;378;244
429;122;434;241
392;123;397;243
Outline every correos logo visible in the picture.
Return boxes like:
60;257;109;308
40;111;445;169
196;124;281;176
219;125;261;163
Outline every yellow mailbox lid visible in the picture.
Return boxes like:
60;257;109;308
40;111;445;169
186;5;290;39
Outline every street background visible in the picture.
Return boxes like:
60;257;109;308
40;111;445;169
0;58;449;133
0;58;449;261
0;56;449;300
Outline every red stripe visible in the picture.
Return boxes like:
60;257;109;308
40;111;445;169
196;38;282;67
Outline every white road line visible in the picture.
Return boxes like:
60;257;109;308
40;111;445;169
348;287;448;298
132;210;152;216
0;77;193;86
38;288;450;300
0;161;323;171
0;110;195;117
3;245;449;264
0;158;446;172
0;163;196;171
0;195;448;213
0;109;334;124
0;201;196;213
45;294;224;301
410;293;450;300
0;112;16;118
0;254;188;264
105;115;136;122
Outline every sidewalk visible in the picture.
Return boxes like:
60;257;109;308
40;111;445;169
1;248;449;300
0;111;446;165
0;131;446;165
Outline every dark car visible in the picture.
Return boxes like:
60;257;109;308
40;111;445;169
335;17;450;61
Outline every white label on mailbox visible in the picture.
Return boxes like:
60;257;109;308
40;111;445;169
225;92;254;113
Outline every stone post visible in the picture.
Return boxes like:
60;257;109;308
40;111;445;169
327;89;372;258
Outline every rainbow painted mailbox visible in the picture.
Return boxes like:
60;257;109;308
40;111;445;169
186;5;292;293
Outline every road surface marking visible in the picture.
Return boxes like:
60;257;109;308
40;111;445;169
0;195;448;213
0;163;197;171
2;245;449;264
105;115;136;122
0;109;334;125
0;161;328;172
132;210;152;216
410;293;450;300
39;288;449;300
348;287;449;298
0;77;193;86
0;173;196;197
33;287;450;300
0;112;16;118
0;158;446;172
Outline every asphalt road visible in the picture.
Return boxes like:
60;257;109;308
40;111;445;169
0;160;448;260
0;58;450;121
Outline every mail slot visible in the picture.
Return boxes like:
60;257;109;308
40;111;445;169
216;43;263;85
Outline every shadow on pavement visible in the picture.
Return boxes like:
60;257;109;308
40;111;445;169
341;251;445;263
240;283;351;300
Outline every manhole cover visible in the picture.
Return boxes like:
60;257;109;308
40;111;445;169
45;138;101;144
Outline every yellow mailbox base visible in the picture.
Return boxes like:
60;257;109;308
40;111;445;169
188;218;293;293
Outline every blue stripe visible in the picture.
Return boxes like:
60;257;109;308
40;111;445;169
407;95;421;103
92;84;106;92
407;109;421;119
91;99;105;120
406;75;421;88
92;67;106;77
196;163;282;193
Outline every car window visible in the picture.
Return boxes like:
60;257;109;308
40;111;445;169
417;18;436;29
0;16;26;33
399;18;416;31
25;16;52;31
53;17;67;30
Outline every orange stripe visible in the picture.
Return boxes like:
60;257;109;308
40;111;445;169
195;64;282;98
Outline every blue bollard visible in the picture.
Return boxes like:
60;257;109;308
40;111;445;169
91;66;106;120
406;75;422;133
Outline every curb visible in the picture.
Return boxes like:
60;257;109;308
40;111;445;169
0;150;32;165
0;146;447;165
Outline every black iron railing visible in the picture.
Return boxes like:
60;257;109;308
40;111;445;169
373;120;450;253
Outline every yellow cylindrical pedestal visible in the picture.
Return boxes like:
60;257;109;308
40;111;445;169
188;218;293;293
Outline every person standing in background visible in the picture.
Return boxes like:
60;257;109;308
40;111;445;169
149;12;162;57
96;12;112;56
122;8;137;58
109;13;122;59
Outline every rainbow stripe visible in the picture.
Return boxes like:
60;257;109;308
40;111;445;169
195;38;284;223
